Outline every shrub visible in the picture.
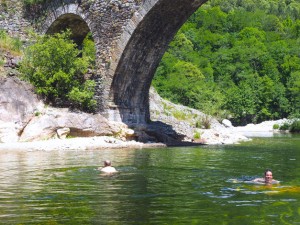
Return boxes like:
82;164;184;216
82;33;96;69
290;120;300;133
68;80;97;110
279;122;290;131
195;115;211;129
195;120;202;128
193;131;201;139
19;30;96;111
0;29;23;55
202;115;211;129
273;124;279;129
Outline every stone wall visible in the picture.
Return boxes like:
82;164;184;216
0;0;32;41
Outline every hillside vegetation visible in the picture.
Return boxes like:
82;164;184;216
153;0;300;125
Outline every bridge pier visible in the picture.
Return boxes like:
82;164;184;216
105;105;149;125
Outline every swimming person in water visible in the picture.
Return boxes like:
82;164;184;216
252;169;279;184
98;160;118;174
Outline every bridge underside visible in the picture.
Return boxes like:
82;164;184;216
46;13;90;46
108;0;207;124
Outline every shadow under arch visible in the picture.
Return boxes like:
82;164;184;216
46;13;91;47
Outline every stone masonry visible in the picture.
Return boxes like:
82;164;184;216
1;0;208;125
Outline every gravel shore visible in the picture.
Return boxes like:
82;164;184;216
0;136;166;151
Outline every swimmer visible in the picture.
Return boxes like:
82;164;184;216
252;169;279;184
98;160;118;174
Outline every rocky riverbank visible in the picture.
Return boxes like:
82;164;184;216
0;119;288;152
0;76;292;151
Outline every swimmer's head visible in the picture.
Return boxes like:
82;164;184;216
104;160;111;167
264;169;273;184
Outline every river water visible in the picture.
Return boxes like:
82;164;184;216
0;134;299;224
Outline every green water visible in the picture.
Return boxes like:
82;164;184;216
0;134;299;224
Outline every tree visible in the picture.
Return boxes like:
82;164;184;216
153;0;300;124
225;82;257;125
287;71;300;116
20;30;96;111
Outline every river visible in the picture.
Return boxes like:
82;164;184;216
0;134;299;224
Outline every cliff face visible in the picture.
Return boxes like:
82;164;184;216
0;75;43;142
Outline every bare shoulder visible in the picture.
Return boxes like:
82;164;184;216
100;166;118;173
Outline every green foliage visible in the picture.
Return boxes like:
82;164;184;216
153;0;300;125
172;109;189;121
279;122;290;131
22;0;46;6
290;120;300;132
19;30;96;111
0;58;4;67
195;120;202;128
287;71;300;116
194;115;212;129
0;29;23;55
0;29;23;76
193;131;201;139
278;120;300;132
201;115;211;129
34;111;41;116
68;80;97;110
273;124;279;129
82;33;96;69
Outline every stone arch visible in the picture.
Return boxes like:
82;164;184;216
42;3;93;46
107;0;207;124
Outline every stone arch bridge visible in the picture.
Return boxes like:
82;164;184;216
29;0;207;124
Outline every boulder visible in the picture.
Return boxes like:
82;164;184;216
19;109;123;142
222;119;233;128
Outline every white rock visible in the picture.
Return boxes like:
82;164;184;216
222;119;233;128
